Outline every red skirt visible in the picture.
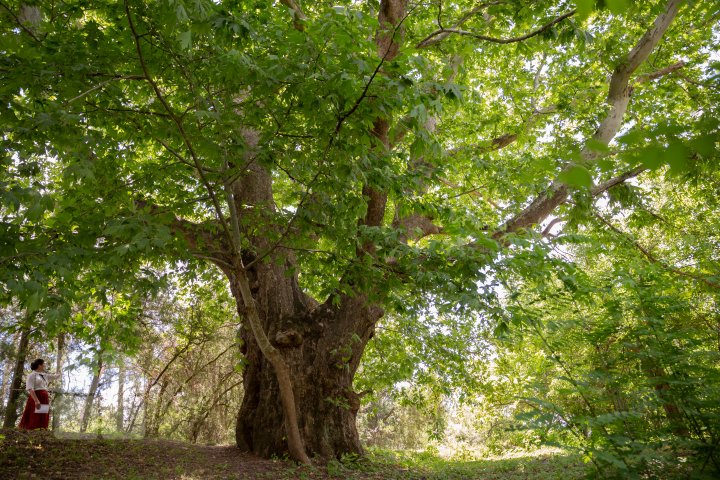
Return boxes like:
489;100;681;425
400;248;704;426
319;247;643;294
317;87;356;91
18;390;50;430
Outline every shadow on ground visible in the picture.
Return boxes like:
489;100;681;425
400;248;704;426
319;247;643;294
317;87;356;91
1;429;295;480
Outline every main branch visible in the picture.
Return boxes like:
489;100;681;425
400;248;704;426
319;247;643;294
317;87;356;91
491;0;684;240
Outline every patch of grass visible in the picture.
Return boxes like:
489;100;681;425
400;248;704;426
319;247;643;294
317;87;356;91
360;447;588;480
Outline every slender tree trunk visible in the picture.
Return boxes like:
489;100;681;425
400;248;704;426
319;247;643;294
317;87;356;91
3;324;31;428
146;381;168;438
126;378;143;434
117;357;125;432
0;363;6;419
126;399;141;433
80;348;104;433
0;333;18;419
141;376;151;435
51;333;66;431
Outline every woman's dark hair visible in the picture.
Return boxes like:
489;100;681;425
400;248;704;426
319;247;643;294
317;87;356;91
30;359;44;371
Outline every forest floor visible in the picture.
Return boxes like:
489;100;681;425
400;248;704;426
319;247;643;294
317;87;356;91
0;429;587;480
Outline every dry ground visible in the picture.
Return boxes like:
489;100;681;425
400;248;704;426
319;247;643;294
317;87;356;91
0;429;350;480
0;430;422;480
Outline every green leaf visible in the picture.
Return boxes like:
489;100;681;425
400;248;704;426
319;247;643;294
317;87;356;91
25;291;44;314
585;138;610;154
559;165;593;188
691;134;716;157
662;141;688;173
606;0;630;15
179;30;192;49
25;198;45;221
576;0;595;19
639;146;663;169
597;159;614;172
444;84;463;101
176;4;189;22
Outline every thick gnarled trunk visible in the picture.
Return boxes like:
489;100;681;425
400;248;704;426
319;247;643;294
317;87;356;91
229;257;381;458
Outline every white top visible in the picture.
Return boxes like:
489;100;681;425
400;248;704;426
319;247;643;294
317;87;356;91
26;371;60;392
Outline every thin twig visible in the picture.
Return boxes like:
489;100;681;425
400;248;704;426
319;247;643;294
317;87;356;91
417;9;575;48
66;76;145;104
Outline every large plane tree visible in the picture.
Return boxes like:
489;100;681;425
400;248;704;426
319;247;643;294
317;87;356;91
2;0;718;463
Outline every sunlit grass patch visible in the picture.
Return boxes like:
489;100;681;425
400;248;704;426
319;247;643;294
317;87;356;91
359;446;587;479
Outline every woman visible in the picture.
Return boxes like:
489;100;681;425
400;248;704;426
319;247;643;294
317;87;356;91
18;358;61;430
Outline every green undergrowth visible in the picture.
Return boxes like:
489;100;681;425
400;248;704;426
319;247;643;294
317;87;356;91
321;447;587;480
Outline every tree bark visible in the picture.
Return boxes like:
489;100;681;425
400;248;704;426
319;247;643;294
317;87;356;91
3;324;30;428
232;280;382;458
0;333;18;419
140;376;151;435
80;348;104;433
145;380;167;438
117;356;126;432
51;333;66;431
